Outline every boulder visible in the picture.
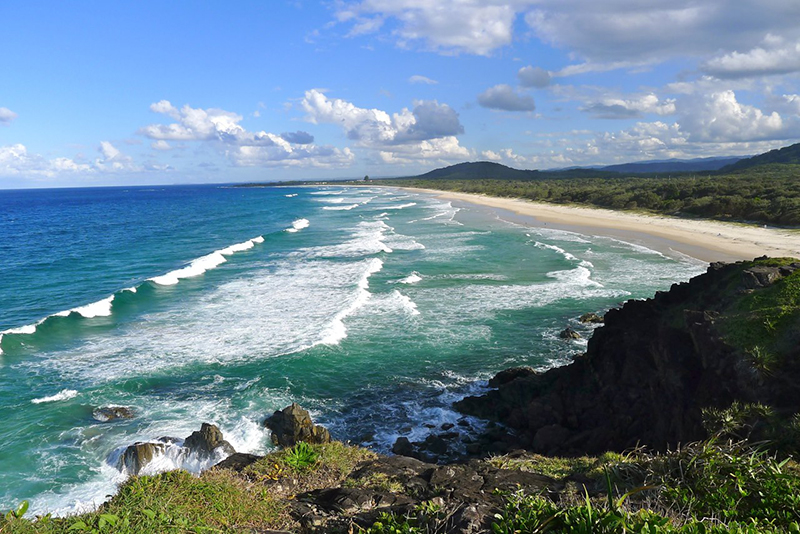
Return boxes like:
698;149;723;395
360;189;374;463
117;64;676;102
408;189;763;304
559;327;581;340
213;453;263;472
264;403;331;448
579;312;604;324
184;423;236;459
93;406;135;422
391;437;414;456
117;441;167;475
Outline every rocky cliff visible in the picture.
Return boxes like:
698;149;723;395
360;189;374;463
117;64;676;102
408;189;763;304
456;257;800;456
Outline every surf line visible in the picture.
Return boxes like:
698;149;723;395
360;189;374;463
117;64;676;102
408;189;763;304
0;235;266;355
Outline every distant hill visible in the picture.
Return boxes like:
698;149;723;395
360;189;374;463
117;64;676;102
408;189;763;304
721;142;800;172
600;156;743;174
414;161;538;180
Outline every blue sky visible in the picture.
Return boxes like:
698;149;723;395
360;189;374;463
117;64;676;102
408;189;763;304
1;0;799;187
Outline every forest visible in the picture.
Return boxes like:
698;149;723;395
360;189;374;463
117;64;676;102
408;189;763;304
383;164;800;227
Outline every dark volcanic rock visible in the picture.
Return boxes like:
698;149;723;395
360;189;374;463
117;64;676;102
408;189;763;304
213;452;263;472
559;327;581;340
265;403;331;448
93;406;135;422
117;441;168;475
488;366;537;387
579;312;604;324
292;453;562;533
456;258;800;456
184;422;236;459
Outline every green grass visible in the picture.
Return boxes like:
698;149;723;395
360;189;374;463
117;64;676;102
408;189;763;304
716;259;800;360
1;441;376;533
0;470;291;533
488;452;627;480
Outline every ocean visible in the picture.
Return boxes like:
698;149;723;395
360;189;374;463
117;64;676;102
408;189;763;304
0;184;705;515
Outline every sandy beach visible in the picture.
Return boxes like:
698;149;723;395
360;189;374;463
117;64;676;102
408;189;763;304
395;187;800;263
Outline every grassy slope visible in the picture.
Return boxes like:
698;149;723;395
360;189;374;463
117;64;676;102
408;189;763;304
3;440;800;533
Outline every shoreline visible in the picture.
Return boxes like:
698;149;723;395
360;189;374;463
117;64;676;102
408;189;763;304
390;186;800;263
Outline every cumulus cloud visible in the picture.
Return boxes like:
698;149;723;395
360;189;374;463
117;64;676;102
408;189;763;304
678;90;786;142
582;94;676;119
301;89;469;162
95;141;140;172
0;107;17;125
478;84;536;111
409;74;439;84
280;131;315;144
517;66;551;88
333;1;800;66
480;148;530;166
333;1;518;55
0;144;91;177
142;100;353;168
702;35;800;79
151;140;172;151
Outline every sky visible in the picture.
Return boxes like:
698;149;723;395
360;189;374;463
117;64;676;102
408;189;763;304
1;0;800;188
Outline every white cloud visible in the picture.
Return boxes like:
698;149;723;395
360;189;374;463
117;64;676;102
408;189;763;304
526;1;800;63
678;90;786;142
0;144;91;177
409;74;438;84
477;84;536;111
517;66;551;88
582;94;676;119
333;1;519;56
301;89;469;162
480;148;530;166
151;140;172;151
94;141;140;172
702;35;800;79
334;1;800;67
0;107;17;125
142;100;354;168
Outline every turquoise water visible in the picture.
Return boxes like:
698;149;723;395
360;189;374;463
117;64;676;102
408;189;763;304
0;184;704;515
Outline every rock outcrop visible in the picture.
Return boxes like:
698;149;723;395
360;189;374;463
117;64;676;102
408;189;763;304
457;258;800;456
93;406;135;422
579;312;604;324
289;453;562;533
117;423;235;475
265;403;332;448
184;422;236;459
117;438;176;475
558;327;581;340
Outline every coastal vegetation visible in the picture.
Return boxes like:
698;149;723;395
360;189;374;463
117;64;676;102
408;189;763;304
3;439;800;533
381;163;800;227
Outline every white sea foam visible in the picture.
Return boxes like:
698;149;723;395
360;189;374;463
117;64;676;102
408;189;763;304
318;258;384;345
295;220;393;258
315;197;345;203
310;190;345;195
323;203;359;211
286;218;310;233
71;296;115;318
383;202;417;210
534;241;578;262
398;272;422;284
546;266;603;287
284;193;298;197
389;290;420;316
149;236;263;286
32;389;78;404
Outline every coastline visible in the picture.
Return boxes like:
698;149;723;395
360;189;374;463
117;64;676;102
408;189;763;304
391;186;800;263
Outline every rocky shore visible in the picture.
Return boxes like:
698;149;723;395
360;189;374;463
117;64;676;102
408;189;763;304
4;257;800;533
